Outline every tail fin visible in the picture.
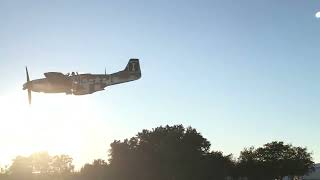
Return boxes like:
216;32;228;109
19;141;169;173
124;59;141;73
109;58;141;85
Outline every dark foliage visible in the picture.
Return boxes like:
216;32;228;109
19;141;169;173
108;125;232;180
236;141;314;180
0;125;315;180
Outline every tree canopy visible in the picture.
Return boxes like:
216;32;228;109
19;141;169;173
7;152;74;180
108;125;230;180
237;141;314;180
0;125;315;180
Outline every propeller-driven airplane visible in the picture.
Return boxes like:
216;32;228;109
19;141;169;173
23;58;141;104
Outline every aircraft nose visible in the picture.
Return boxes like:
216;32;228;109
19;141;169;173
23;82;31;90
23;83;27;90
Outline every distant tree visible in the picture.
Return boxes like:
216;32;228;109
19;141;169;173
238;146;265;180
255;141;290;179
50;154;74;174
9;156;33;179
0;127;314;180
30;151;50;174
237;141;314;180
7;153;76;179
80;159;108;180
201;151;235;179
0;165;9;179
255;141;314;180
227;158;241;180
287;146;315;178
108;124;232;180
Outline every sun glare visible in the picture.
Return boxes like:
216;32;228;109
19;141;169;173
0;92;108;168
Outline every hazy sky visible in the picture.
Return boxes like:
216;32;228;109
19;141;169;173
1;0;320;168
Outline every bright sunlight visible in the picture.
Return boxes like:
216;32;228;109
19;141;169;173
0;92;109;168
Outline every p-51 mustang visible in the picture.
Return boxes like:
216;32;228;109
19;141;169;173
23;58;141;104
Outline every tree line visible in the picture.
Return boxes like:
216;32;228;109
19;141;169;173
0;125;315;180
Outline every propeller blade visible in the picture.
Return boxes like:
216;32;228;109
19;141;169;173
28;89;32;105
25;66;31;105
26;66;30;82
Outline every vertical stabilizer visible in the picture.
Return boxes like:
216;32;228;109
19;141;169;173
124;59;141;74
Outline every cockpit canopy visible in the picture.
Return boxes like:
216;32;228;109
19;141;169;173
44;72;66;79
44;72;72;85
65;72;79;77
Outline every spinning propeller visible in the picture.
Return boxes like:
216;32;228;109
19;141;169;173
25;67;32;105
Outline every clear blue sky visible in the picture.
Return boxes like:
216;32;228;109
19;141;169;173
1;0;320;167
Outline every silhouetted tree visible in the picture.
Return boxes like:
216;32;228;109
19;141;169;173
50;154;74;174
238;146;265;180
255;141;314;180
201;151;235;179
287;146;315;178
30;151;50;174
80;159;108;180
0;165;9;180
108;124;232;180
9;156;33;179
237;141;314;180
0;126;315;180
6;152;76;180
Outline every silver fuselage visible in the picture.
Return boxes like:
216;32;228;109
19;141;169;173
23;58;141;96
23;72;141;95
23;78;71;93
